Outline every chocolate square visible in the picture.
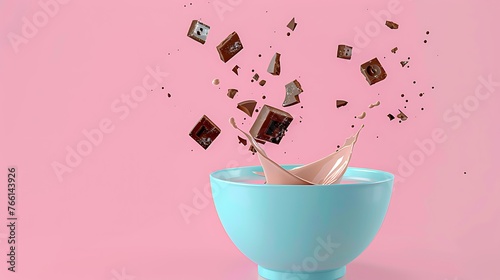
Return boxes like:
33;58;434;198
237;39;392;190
187;20;210;44
360;58;387;85
267;53;281;76
189;115;221;149
337;45;353;60
216;32;244;63
250;105;293;144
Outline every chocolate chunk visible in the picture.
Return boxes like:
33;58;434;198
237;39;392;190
400;61;409;67
227;88;238;99
282;93;300;107
259;80;267;86
397;109;408;121
287;17;297;31
238;136;247;146
237;100;257;117
216;32;244;63
385;21;399;29
232;65;240;75
189;115;221;149
187;20;210;44
252;73;260;81
387;114;395;121
250;105;293;144
249;145;257;154
391;47;398;53
336;100;348;108
267;53;281;75
337;45;353;60
285;79;303;95
360;58;387;85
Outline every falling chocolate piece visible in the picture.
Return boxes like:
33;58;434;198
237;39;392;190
385;20;399;29
391;47;398;53
357;112;366;119
267;53;281;75
187;20;210;44
249;145;257;154
250;105;293;144
232;65;240;75
287;17;297;31
238;136;247;146
360;58;387;85
189;115;221;149
285;79;303;96
227;88;238;99
283;93;300;107
400;61;409;67
216;32;244;63
237;100;257;117
337;45;353;60
259;80;267;86
212;78;220;85
387;114;395;121
336;100;348;108
397;109;408;121
368;101;380;108
252;73;260;81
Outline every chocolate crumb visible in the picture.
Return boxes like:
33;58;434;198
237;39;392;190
232;65;240;75
167;93;171;98
400;61;409;67
287;17;297;31
391;47;398;54
385;20;399;29
336;100;348;108
227;88;238;99
388;114;395;121
369;101;380;108
397;109;408;121
212;78;220;85
252;73;260;81
287;32;291;36
238;136;247;146
259;80;267;86
424;40;428;43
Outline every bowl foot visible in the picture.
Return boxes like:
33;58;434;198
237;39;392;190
258;265;346;280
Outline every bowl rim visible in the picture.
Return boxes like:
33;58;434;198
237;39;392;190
210;165;394;188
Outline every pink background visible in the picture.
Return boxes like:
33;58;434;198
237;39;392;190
1;0;499;279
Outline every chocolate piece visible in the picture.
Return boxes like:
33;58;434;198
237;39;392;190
337;45;353;60
249;145;257;154
387;114;395;121
336;100;348;108
400;61;409;67
385;21;399;29
232;65;240;75
227;88;238;99
250;105;293;144
287;17;297;31
283;93;300;107
397;109;408;121
368;101;380;108
391;47;398;53
285;80;303;96
212;78;220;85
259;80;267;86
252;73;260;81
216;32;243;63
360;58;387;85
267;53;281;75
187;20;210;44
189;115;221;149
237;100;257;117
238;136;247;146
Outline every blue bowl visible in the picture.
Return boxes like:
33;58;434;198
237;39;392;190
210;165;394;280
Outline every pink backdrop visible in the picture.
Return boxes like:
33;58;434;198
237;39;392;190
1;0;499;279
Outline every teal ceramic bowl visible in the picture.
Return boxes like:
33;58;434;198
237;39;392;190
210;165;394;280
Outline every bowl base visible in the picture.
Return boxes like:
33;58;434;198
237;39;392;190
258;265;346;280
